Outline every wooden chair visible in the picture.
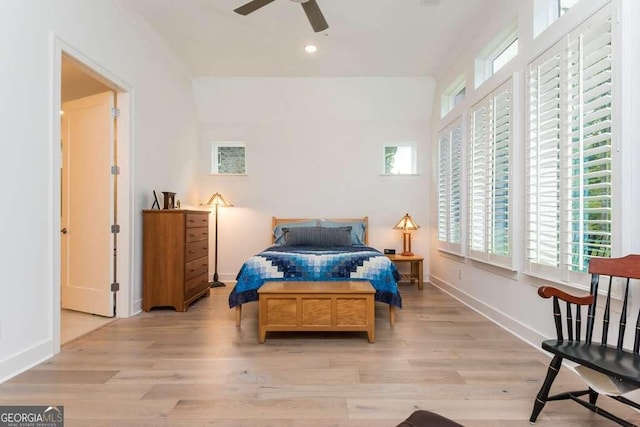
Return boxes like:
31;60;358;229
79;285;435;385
530;254;640;426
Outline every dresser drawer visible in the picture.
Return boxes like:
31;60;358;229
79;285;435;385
186;240;208;262
186;213;208;228
185;257;208;280
186;227;208;243
185;273;208;298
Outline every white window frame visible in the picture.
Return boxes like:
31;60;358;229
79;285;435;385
210;141;247;175
382;142;418;175
468;79;514;270
475;24;518;88
437;117;464;255
440;77;466;118
525;6;614;292
533;0;588;37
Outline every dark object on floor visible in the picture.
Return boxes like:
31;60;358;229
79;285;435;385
396;410;463;427
530;254;640;426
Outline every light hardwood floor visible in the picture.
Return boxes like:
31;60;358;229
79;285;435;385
61;309;115;345
2;283;639;426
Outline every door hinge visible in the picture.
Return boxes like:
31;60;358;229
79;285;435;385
111;224;120;234
111;107;120;118
111;282;120;292
111;165;120;175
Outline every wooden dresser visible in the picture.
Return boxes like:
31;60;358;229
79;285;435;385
142;209;210;312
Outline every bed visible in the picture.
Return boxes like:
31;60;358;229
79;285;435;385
230;217;402;326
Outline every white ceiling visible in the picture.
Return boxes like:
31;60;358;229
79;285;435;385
117;0;503;78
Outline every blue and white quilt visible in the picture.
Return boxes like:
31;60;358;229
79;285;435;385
229;246;402;308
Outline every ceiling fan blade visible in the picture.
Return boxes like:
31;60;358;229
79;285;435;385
234;0;276;16
301;0;328;32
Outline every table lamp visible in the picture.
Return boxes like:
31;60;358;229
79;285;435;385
393;213;420;256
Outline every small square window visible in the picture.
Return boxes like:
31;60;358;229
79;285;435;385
211;142;246;174
383;143;417;175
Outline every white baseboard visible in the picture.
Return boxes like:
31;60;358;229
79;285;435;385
0;340;54;383
132;298;142;315
211;273;236;283
429;274;547;352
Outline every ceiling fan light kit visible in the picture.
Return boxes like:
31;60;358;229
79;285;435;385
234;0;329;33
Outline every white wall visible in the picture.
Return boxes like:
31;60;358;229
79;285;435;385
0;0;199;381
192;77;435;281
429;0;640;347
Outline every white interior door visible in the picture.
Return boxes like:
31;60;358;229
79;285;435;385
61;91;115;317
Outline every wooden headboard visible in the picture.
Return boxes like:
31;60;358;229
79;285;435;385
272;217;369;245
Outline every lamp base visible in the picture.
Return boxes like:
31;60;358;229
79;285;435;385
400;251;414;257
209;280;226;288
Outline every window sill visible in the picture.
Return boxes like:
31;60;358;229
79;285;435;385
209;173;248;176
437;247;464;258
467;256;518;280
380;173;420;177
522;269;622;300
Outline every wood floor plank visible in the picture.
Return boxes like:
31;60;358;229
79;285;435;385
2;283;640;425
7;370;118;384
168;398;348;419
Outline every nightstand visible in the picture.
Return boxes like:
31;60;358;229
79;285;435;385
386;254;423;290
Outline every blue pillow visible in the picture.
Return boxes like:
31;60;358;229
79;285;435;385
273;220;318;245
282;226;352;247
319;220;366;245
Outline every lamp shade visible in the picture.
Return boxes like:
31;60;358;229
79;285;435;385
202;192;233;207
393;213;420;231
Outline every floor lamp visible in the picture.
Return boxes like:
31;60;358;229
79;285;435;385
202;192;233;287
393;213;420;256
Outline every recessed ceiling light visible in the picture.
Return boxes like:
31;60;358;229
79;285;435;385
304;44;317;53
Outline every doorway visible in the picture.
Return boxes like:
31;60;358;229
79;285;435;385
57;51;131;345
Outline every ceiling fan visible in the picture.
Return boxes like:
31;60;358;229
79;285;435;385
234;0;329;33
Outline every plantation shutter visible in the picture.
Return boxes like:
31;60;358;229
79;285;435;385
437;118;463;254
563;13;612;274
491;89;511;258
449;120;462;246
469;101;489;256
525;7;613;284
468;80;512;268
438;133;450;243
526;45;562;275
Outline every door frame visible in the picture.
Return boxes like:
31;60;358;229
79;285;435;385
51;36;134;353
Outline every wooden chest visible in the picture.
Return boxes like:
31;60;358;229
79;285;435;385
258;281;375;343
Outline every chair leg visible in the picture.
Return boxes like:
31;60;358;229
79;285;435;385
530;355;563;423
588;388;598;405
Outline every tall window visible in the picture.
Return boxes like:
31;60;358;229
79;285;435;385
526;8;612;282
468;80;513;268
438;118;463;254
